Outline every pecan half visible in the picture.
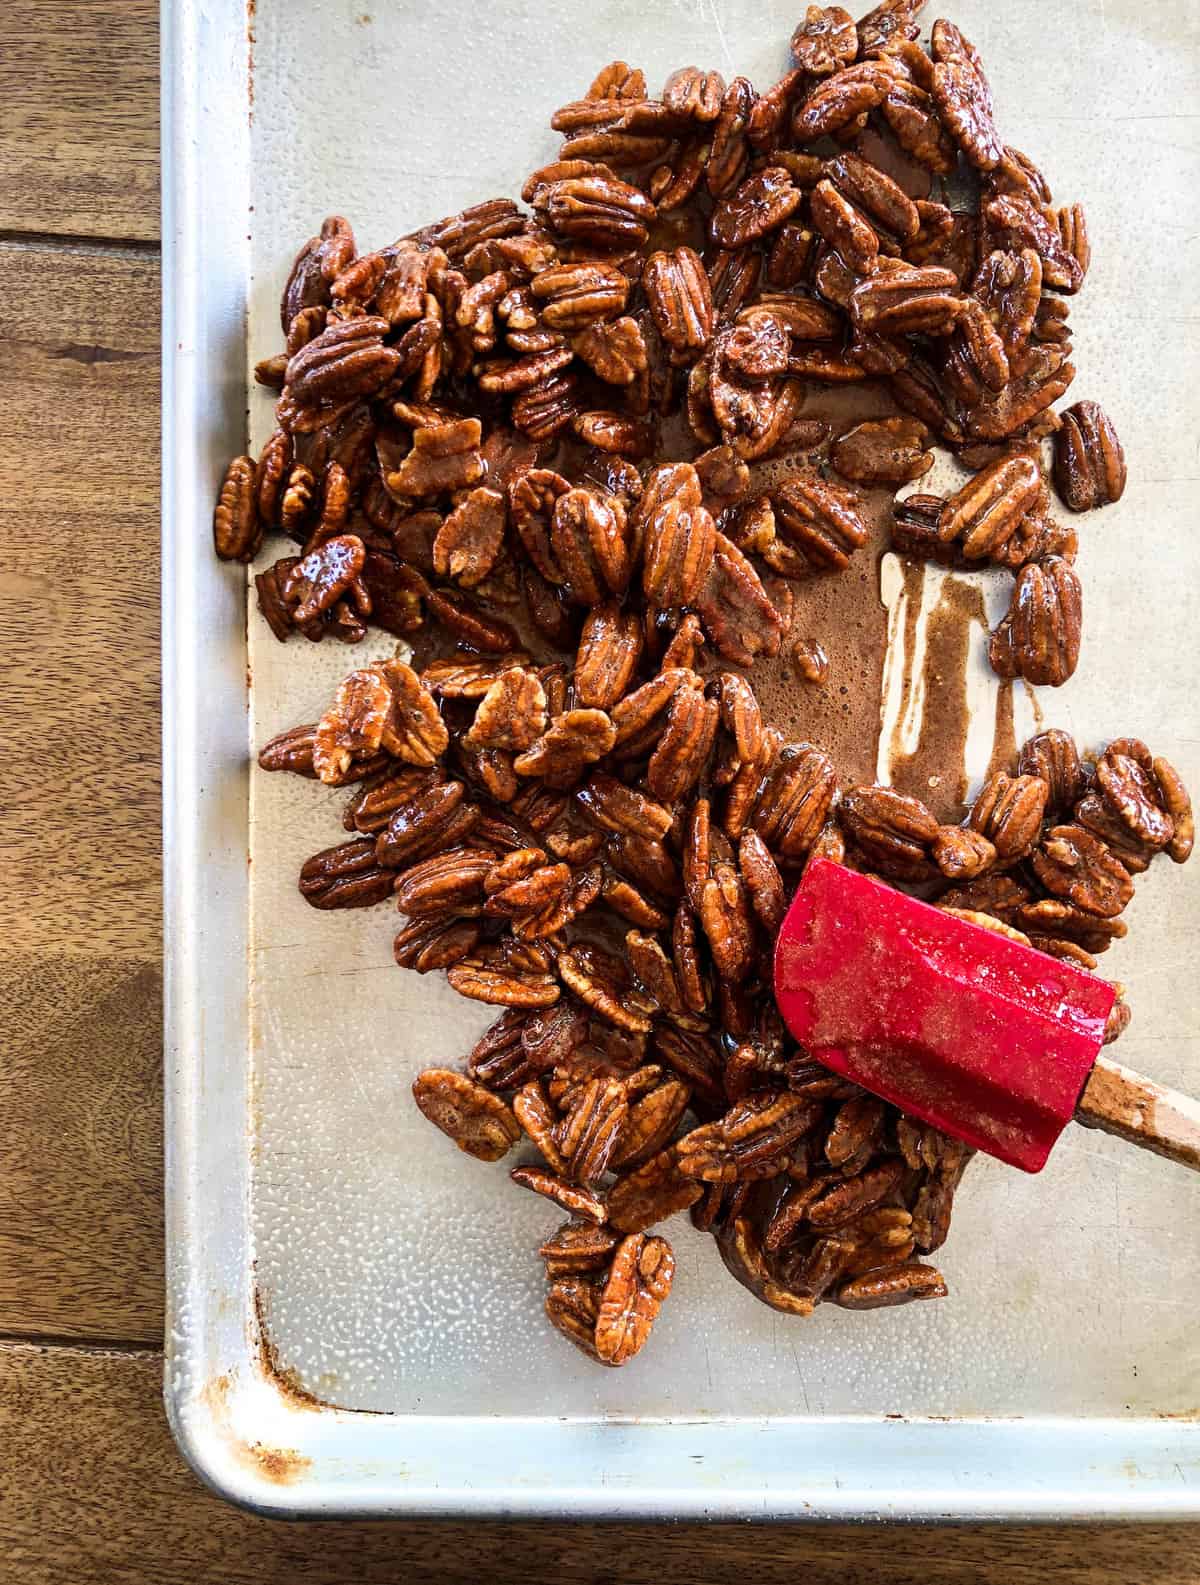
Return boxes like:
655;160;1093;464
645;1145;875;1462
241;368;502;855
838;784;939;876
967;771;1048;863
298;839;395;909
1030;825;1134;918
989;555;1082;687
432;486;506;586
411;1068;521;1161
213;456;261;562
1053;401;1126;512
790;6;857;74
677;1093;822;1182
644;246;715;352
594;1233;675;1365
830;417;933;485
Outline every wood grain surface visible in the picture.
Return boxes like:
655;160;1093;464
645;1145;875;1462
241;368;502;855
0;1;1195;1580
0;242;163;1342
0;3;159;241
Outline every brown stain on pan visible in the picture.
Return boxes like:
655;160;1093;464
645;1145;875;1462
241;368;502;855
254;1283;336;1412
199;1369;314;1486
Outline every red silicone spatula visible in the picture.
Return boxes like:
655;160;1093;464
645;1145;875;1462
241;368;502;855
774;857;1200;1173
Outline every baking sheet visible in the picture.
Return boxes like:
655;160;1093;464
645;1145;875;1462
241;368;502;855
164;0;1200;1516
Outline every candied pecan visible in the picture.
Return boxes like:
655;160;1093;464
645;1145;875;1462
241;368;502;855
558;943;654;1034
280;534;370;626
827;151;920;242
770;473;869;574
412;1068;521;1161
529;166;655;249
373;777;465;863
570;315;647;386
572;410;654;458
393;845;494;917
553;1074;627;1184
697;533;784;665
213;455;261;563
612;1078;691;1170
793;60;893;139
705;76;756;198
678;1093;821;1183
424;588;517;653
432;486;506;587
697;858;756;984
552;486;631;601
387;417;484;496
836;1261;947;1309
791;5;857;73
1031;824;1134;918
830;417;933;486
509;466;569;582
608;1146;704;1234
971;247;1041;370
983;195;1084;294
625;929;686;1017
447;953;561;1008
805;1157;907;1227
540;1220;620;1278
751;744;836;861
849;263;963;336
467;1009;533;1090
737;830;787;933
940;454;1042;560
643;246;714;353
839;784;939;876
1054;401;1126;512
1152;756;1194;864
514;710;616;789
989;555;1082;687
464;668;548;754
511;1165;607;1224
594;1233;675;1365
544;1278;603;1362
716;1215;816;1315
1016;729;1087;817
280;215;356;332
645;684;719;804
393;915;480;972
710;166;801;249
284;316;400;415
312;666;392;783
298;838;395;910
421;653;531;699
522;999;589;1075
1093;747;1175;852
577;772;674;842
856;0;923;53
964;343;1075;442
932;824;996;881
258;722;325;780
809;178;880;276
477;346;574;397
530;261;629;329
880;76;957;175
1056;202;1090;277
569;603;641;712
641;496;717;610
662;64;726;121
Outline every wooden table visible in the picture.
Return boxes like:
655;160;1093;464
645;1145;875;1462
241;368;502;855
0;4;1195;1579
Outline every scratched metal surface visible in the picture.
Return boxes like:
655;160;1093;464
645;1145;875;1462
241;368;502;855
242;0;1200;1422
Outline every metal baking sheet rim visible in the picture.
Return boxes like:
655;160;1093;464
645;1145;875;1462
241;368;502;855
159;0;1200;1520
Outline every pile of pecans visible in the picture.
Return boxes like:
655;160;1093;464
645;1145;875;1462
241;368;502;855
223;3;1191;1366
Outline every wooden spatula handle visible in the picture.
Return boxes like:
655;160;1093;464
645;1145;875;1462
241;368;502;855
1075;1056;1200;1172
